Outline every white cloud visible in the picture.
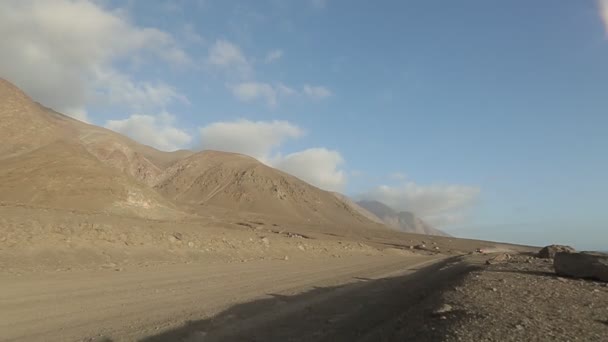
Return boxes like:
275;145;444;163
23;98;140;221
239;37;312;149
230;82;329;106
105;112;192;151
0;0;190;121
230;82;279;107
389;172;407;181
274;148;346;192
92;68;188;110
360;183;480;226
265;49;283;63
303;84;332;100
199;119;304;161
207;39;251;77
206;42;328;106
276;83;297;96
600;0;608;36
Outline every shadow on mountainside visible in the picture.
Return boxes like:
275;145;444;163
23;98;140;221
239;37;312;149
140;257;480;342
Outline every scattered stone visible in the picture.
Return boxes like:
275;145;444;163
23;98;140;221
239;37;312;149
554;252;608;282
298;245;306;251
433;304;454;315
515;324;524;331
434;246;440;250
538;245;575;259
486;253;512;265
260;237;270;247
188;241;194;248
283;255;289;261
492;287;498;292
415;244;427;250
168;235;178;243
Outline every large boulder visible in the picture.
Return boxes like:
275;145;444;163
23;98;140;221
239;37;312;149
537;244;575;259
554;252;608;282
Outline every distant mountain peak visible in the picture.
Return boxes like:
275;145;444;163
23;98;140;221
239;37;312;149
356;200;449;236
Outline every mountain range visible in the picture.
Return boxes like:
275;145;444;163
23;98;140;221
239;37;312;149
0;77;445;235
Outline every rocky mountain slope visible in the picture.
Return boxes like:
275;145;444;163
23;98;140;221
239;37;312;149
357;200;449;236
154;150;376;225
0;141;179;218
0;77;378;227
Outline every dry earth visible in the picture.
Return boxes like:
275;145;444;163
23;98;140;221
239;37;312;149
0;202;533;342
377;253;608;342
0;254;439;341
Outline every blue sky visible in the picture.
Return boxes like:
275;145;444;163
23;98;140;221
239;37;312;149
1;0;607;250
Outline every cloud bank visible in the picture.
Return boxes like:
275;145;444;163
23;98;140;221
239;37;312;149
359;183;480;227
0;0;190;121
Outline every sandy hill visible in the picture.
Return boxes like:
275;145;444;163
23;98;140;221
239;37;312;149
0;140;179;218
154;150;377;225
357;200;449;236
75;123;192;186
0;79;183;217
0;78;67;159
1;78;191;185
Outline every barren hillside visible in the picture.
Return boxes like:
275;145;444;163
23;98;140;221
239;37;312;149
155;150;378;226
0;140;180;218
0;77;382;227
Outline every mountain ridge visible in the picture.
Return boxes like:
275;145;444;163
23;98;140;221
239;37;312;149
357;200;449;236
0;77;383;228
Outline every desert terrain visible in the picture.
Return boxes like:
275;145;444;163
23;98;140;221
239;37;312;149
1;77;606;341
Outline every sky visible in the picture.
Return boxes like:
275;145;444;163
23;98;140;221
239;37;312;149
1;0;607;250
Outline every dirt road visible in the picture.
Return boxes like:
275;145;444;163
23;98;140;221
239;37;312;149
0;255;446;342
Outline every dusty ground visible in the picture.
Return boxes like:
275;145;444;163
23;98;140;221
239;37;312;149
380;254;608;342
0;204;534;342
0;203;524;274
0;254;439;341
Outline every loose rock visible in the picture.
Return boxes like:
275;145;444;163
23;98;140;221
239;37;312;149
260;237;270;247
538;245;575;259
433;304;453;315
486;253;512;265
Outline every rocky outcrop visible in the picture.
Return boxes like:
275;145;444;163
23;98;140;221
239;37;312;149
486;253;512;265
537;245;575;259
554;252;608;282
